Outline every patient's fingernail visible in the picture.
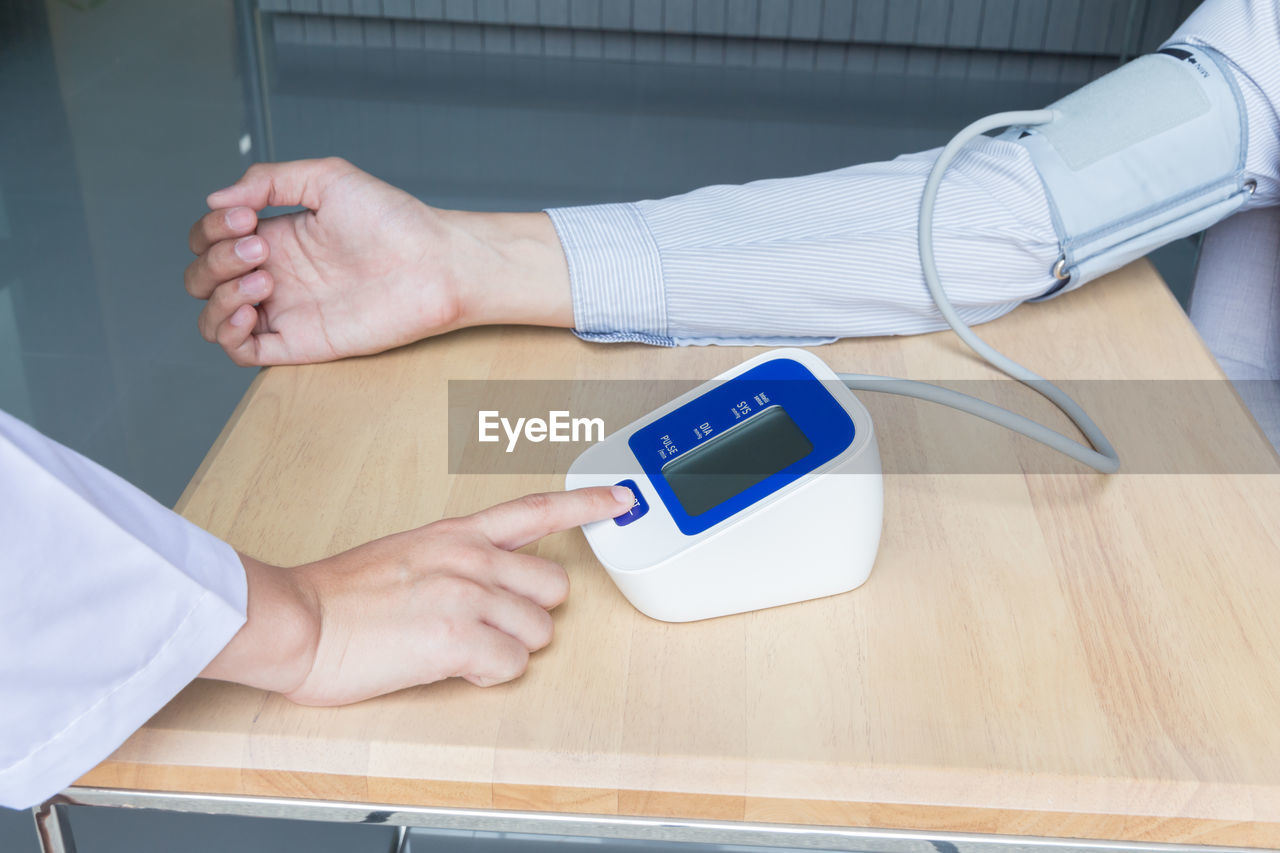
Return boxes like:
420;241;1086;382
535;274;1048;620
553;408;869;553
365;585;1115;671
611;486;634;506
239;271;268;299
234;236;264;262
230;305;254;327
225;207;254;231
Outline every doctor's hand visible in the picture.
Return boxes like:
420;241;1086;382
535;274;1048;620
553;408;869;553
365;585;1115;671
185;157;572;366
202;485;634;705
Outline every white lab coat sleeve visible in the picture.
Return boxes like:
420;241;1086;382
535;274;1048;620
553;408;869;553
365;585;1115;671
0;409;246;810
546;136;1061;346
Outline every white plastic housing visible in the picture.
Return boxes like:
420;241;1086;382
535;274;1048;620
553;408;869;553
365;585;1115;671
566;348;883;622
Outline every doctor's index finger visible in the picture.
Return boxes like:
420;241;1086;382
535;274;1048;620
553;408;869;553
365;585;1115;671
205;157;354;212
466;486;635;552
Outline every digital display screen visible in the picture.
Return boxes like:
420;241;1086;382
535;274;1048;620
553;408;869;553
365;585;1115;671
661;406;814;517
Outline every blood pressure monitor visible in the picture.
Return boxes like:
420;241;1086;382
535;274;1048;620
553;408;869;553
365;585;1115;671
566;348;882;622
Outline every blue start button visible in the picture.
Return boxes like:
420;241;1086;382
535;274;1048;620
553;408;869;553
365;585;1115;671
612;479;648;527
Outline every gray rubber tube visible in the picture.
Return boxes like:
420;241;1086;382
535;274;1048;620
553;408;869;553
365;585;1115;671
843;109;1120;474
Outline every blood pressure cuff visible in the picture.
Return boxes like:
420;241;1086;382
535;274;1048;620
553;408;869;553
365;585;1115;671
1004;44;1251;296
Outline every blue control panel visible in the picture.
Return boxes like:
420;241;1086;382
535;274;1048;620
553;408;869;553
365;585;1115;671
628;358;855;536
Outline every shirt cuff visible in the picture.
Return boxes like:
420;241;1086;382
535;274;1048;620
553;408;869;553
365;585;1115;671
545;202;672;344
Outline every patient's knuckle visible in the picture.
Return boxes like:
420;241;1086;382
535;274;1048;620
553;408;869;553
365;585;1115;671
211;242;237;276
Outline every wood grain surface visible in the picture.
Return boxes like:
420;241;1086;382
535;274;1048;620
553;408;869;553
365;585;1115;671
77;261;1280;847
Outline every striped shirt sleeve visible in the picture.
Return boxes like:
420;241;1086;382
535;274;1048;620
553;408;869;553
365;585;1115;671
547;136;1061;346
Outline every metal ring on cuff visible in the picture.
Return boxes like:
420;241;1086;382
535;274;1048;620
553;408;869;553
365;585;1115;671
1052;257;1071;282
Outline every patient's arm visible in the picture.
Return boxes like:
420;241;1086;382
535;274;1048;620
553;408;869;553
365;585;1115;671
186;0;1277;364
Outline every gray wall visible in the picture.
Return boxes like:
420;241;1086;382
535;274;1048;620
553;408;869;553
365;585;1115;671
258;0;1200;84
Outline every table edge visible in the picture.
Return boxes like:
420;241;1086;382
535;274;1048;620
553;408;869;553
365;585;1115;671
72;763;1280;849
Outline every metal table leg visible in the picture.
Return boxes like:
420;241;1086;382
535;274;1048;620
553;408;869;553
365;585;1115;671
32;799;76;853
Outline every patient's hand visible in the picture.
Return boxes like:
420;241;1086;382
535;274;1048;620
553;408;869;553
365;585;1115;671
186;158;572;366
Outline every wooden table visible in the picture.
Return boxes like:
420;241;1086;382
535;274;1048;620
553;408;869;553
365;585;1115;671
51;261;1280;852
